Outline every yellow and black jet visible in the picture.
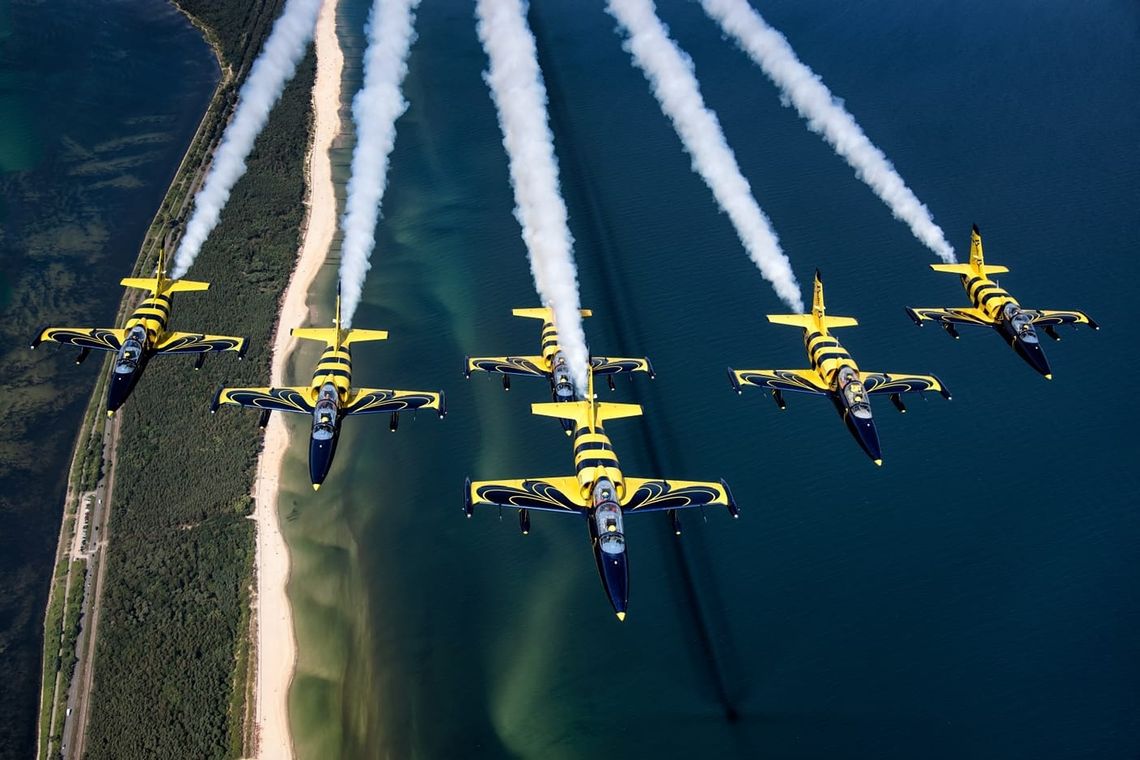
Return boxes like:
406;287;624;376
465;369;737;621
906;225;1098;378
31;247;247;416
729;271;951;465
465;307;654;434
212;291;444;489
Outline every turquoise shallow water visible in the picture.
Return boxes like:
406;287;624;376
286;0;1140;757
0;1;216;755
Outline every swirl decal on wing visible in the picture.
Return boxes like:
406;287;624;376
591;357;651;376
154;332;245;355
467;356;547;377
343;388;442;416
622;478;726;513
908;307;994;327
217;387;314;414
1026;309;1096;327
860;372;946;396
35;327;125;352
734;369;830;395
471;478;586;514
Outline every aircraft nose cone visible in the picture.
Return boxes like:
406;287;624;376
309;435;337;489
1015;338;1053;378
106;371;136;414
597;547;629;621
846;414;883;465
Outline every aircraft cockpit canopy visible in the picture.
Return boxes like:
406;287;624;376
1004;303;1038;343
114;326;147;374
595;502;626;555
837;366;872;419
312;383;339;440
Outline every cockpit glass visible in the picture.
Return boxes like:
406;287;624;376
595;503;625;554
1010;311;1037;342
312;387;339;439
115;329;146;374
599;532;625;555
838;371;872;418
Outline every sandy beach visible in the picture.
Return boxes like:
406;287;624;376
252;0;343;757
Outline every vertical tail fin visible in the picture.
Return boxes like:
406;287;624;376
812;269;825;321
334;285;342;335
969;224;985;271
121;246;209;294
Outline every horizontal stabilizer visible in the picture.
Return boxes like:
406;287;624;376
291;327;388;346
930;263;1009;276
342;328;388;345
512;307;593;320
120;277;210;294
530;399;643;426
767;314;858;329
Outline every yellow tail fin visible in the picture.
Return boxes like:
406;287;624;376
121;248;209;293
931;225;1008;276
768;270;857;330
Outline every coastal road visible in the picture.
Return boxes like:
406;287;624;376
60;415;120;760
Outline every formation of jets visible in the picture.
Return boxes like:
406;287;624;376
32;225;1097;619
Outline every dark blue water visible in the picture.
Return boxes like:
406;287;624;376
285;0;1140;757
0;1;217;755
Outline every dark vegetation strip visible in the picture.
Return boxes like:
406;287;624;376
51;1;314;758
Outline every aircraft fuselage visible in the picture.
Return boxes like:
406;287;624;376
105;291;174;414
959;273;1052;378
802;328;882;463
307;342;353;489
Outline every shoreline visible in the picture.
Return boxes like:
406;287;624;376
252;0;344;757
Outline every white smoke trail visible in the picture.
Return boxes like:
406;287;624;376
476;0;590;392
171;0;323;278
607;0;804;312
700;0;956;263
338;0;421;327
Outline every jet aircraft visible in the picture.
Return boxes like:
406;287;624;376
465;370;738;620
212;292;444;489
905;225;1098;378
728;271;951;465
465;307;654;434
31;247;247;416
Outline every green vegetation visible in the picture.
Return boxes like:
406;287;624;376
79;4;315;757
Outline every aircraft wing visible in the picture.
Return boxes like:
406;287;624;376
622;477;737;515
342;387;444;417
1026;309;1098;328
860;372;951;398
212;386;314;414
31;326;127;352
590;356;654;377
154;331;246;356
467;477;587;514
728;368;830;396
465;355;548;378
905;307;994;328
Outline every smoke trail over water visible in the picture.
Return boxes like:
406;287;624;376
700;0;956;263
476;0;590;392
607;0;803;312
171;0;322;278
338;0;421;327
